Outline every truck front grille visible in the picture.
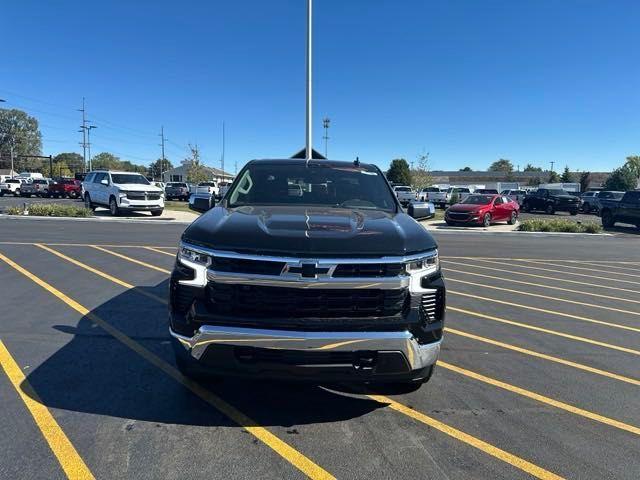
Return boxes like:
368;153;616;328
207;283;408;318
211;257;285;275
332;263;404;277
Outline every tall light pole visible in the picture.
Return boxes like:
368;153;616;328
305;0;313;161
86;125;97;171
221;121;225;178
550;161;555;173
159;126;166;181
78;97;87;171
322;117;330;158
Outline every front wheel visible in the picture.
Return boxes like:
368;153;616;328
14;189;21;197
109;197;120;216
84;194;95;211
569;209;578;216
483;213;492;227
601;210;614;228
545;204;555;215
151;209;163;217
522;202;530;213
508;211;518;225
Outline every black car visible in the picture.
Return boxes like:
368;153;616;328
522;188;581;215
599;190;640;229
169;158;445;391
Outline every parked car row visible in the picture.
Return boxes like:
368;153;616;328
0;177;82;198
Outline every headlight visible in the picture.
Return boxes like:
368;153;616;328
179;244;211;266
405;251;439;273
118;192;127;198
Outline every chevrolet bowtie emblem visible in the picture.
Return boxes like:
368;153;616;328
286;262;331;278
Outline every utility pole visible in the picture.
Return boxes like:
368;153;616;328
305;0;313;161
550;161;555;172
220;121;225;177
322;117;330;158
86;125;97;171
159;126;166;181
78;97;87;172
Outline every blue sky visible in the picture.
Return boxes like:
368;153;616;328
2;0;639;173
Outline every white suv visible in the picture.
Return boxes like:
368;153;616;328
83;171;164;216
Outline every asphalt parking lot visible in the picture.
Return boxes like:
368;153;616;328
1;218;639;479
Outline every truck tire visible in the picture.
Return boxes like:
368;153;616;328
545;204;555;215
14;189;21;197
151;209;163;216
84;194;96;211
109;196;120;216
601;210;614;228
569;209;578;216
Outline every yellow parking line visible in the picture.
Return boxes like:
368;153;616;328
90;246;171;274
441;259;640;296
460;258;640;286
448;278;640;322
448;304;640;356
35;244;167;305
368;395;563;480
444;327;640;387
438;360;640;436
448;288;640;334
521;259;640;279
445;265;640;305
144;246;176;257
0;340;95;480
442;255;640;265
0;252;334;480
0;241;175;248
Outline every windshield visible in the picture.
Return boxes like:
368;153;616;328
228;163;398;211
600;191;624;199
111;174;150;185
461;195;492;205
394;187;412;192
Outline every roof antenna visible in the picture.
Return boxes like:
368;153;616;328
354;156;360;166
305;0;313;166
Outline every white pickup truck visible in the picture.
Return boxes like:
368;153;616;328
0;178;26;196
393;185;416;205
430;187;472;208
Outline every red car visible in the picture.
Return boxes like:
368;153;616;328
49;179;82;199
445;194;519;227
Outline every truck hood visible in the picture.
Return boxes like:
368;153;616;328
183;205;437;256
117;184;162;192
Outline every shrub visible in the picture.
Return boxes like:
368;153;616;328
518;219;602;234
6;203;93;217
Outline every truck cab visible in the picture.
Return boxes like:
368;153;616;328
169;159;445;391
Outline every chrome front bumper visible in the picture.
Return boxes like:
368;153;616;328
170;325;441;372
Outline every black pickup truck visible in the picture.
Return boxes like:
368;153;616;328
599;190;640;229
521;188;581;215
169;159;445;391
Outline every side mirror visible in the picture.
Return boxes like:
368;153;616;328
407;201;435;220
100;179;109;186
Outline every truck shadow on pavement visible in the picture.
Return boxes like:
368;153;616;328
21;282;384;428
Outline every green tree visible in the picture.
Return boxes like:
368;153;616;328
604;165;637;191
91;152;121;170
548;171;560;183
488;158;513;172
149;158;174;180
186;145;210;183
410;153;432;190
578;171;591;192
625;155;640;183
523;164;542;172
53;153;84;174
0;108;43;171
53;161;73;177
560;166;573;183
459;166;472;171
386;158;412;185
527;176;542;186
